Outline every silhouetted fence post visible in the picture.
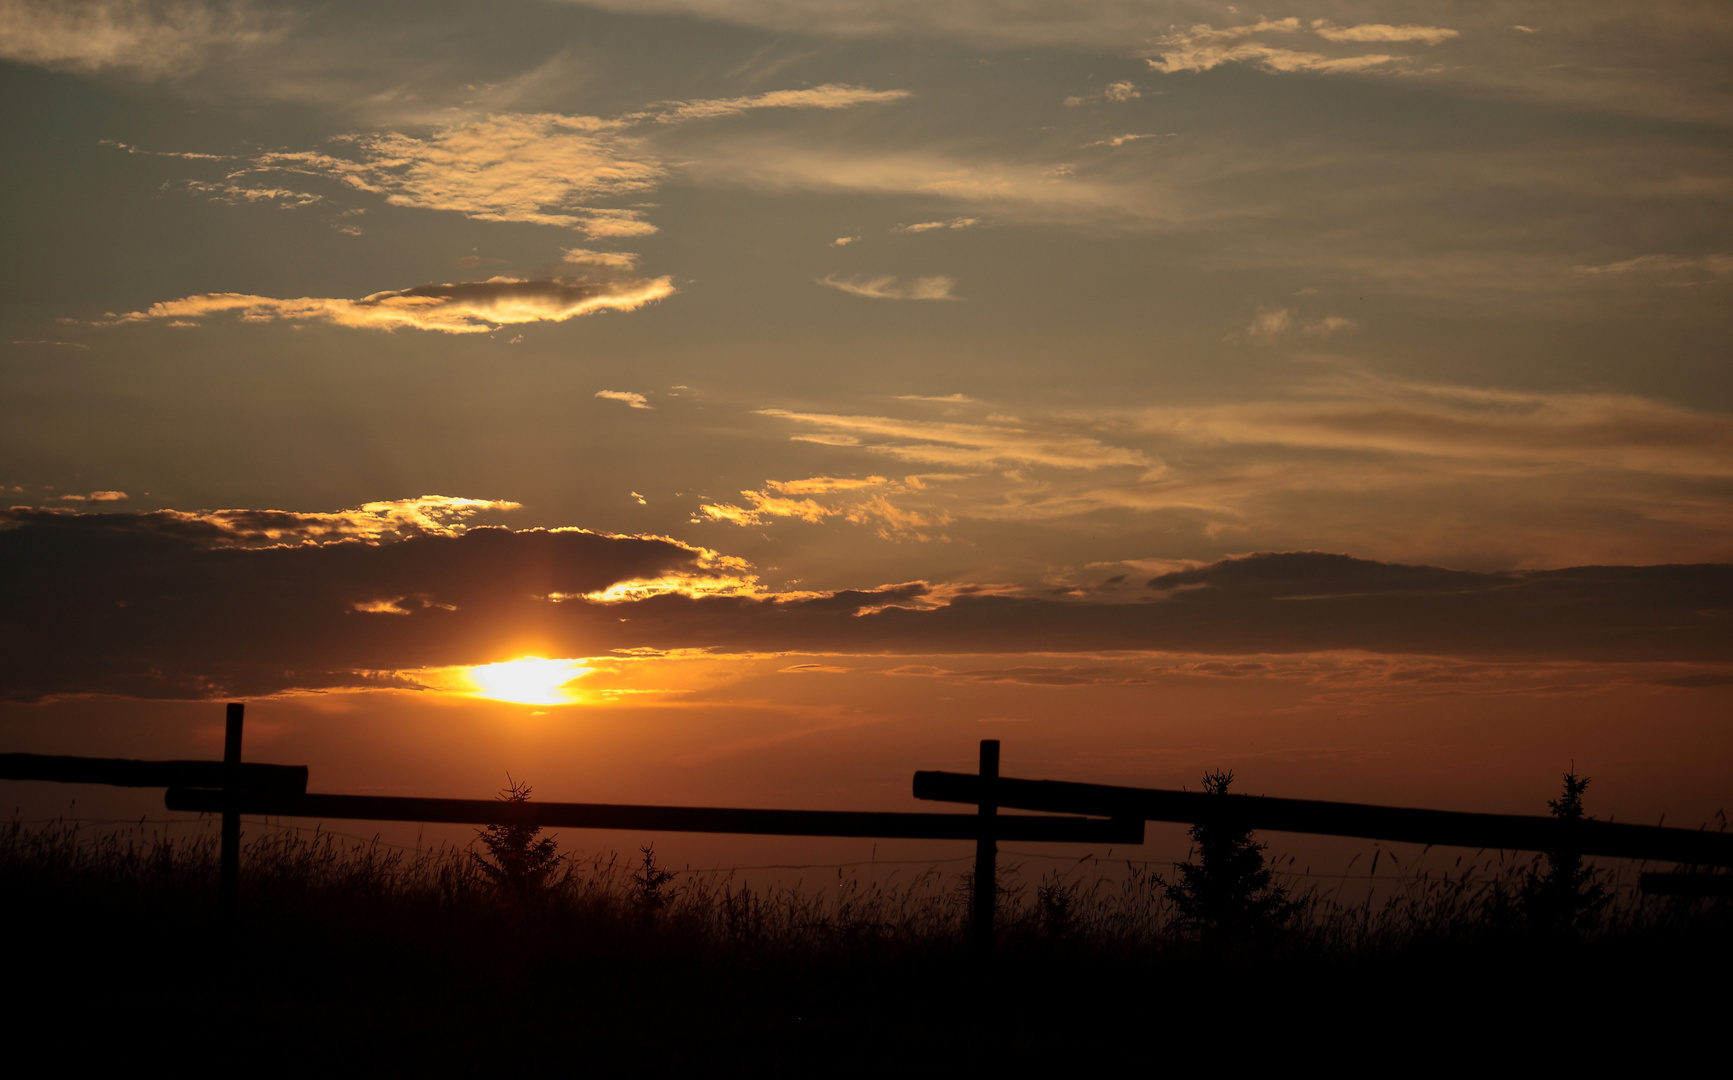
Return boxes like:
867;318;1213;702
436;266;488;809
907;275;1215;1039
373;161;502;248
220;702;243;914
972;739;999;955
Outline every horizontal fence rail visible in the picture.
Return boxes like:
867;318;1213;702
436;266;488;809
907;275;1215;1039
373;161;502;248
913;772;1733;867
1;753;308;794
166;788;1145;844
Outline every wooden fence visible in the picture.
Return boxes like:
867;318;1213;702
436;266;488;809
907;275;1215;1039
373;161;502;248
4;703;1729;950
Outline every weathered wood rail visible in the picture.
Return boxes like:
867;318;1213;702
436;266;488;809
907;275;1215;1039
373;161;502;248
913;771;1733;868
162;786;1140;843
0;753;306;792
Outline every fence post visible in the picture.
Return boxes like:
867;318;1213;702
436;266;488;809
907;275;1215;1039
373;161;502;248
972;739;999;954
220;702;243;914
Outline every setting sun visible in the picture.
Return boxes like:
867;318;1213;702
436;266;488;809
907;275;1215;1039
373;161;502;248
463;657;591;706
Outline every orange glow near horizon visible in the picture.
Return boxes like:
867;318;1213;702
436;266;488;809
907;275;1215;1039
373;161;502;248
463;656;592;705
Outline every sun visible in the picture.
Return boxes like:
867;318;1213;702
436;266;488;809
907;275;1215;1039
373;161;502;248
463;656;592;706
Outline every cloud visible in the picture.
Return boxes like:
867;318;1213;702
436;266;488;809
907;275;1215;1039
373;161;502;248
1574;253;1733;279
561;248;644;271
818;274;958;300
695;475;952;540
99;139;227;161
244;114;663;235
636;84;911;122
1063;80;1141;106
1236;306;1358;342
2;501;1727;701
0;500;758;699
0;0;276;78
154;87;907;237
1312;23;1460;45
1147;17;1456;76
107;255;674;334
53;491;129;503
758;408;1156;472
596;390;652;409
2;496;519;547
1084;133;1165;148
177;178;322;207
831;236;859;246
895;217;978;233
689;143;1160;227
755;377;1733;566
1131;376;1733;482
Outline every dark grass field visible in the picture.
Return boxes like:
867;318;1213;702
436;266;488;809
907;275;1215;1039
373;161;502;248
4;819;1728;1072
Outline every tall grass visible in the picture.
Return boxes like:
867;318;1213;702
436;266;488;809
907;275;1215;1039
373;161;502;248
4;816;1722;958
5;817;1727;1066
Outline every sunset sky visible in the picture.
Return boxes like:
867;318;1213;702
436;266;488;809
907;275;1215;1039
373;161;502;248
3;1;1730;860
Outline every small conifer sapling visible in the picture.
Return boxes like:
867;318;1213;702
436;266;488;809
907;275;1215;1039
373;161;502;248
471;778;562;896
1167;769;1299;940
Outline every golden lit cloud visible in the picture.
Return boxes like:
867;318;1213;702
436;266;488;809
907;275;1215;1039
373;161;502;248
758;409;1157;471
53;490;129;503
818;274;958;301
596;390;653;409
1312;23;1461;45
1145;18;1457;76
637;83;911;122
159;87;908;237
696;475;951;541
895;217;978;233
108;267;674;334
25;495;524;547
249;115;662;233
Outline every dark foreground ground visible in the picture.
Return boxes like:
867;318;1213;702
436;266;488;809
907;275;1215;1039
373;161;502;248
3;823;1728;1072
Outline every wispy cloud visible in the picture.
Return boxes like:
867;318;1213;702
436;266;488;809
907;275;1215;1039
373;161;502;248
750;375;1733;566
1084;133;1166;148
1147;17;1457;76
147;86;910;237
596;390;652;409
1574;253;1733;279
109;252;673;334
688;143;1165;227
1063;80;1141;106
177;178;322;207
695;475;951;541
3;495;520;547
1312;23;1460;45
247;114;663;235
758;408;1156;472
0;0;277;78
635;84;910;123
1234;306;1358;343
895;217;978;233
818;274;958;300
53;490;129;503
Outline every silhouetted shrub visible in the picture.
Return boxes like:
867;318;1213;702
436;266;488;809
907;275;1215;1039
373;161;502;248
471;778;562;896
1165;770;1300;942
1523;769;1611;935
633;842;676;913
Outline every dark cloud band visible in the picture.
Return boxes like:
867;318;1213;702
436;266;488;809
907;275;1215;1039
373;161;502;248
3;509;1728;701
